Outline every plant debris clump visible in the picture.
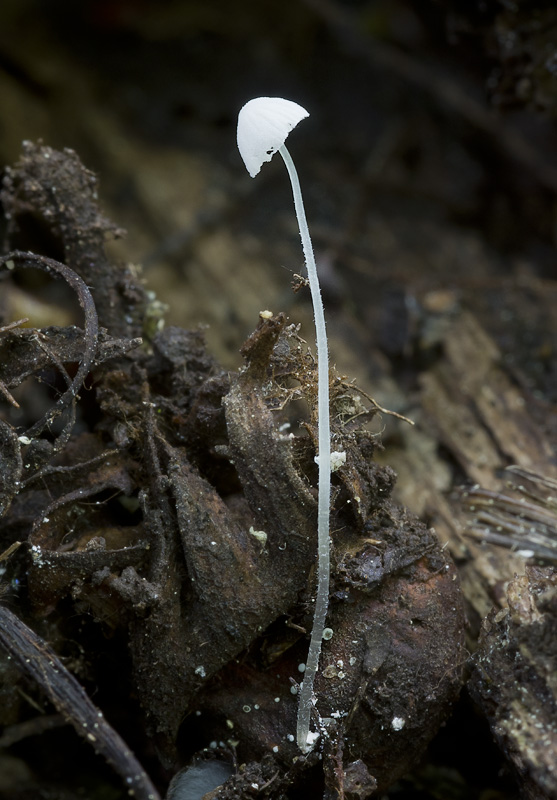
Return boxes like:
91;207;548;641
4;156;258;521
0;143;465;799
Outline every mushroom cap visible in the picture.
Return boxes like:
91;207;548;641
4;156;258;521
237;97;309;177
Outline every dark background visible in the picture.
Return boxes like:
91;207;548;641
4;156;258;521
1;0;556;376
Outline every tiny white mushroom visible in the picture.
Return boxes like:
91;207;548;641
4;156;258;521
237;97;309;178
237;96;331;756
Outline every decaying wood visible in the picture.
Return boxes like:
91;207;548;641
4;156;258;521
385;307;557;797
389;311;557;622
463;466;557;563
0;144;466;798
2;139;554;798
469;568;557;800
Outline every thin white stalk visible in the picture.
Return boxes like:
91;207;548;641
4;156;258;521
279;145;331;753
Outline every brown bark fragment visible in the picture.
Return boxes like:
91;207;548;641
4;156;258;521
469;568;557;800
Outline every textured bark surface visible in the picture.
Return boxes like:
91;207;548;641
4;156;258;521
469;568;557;800
191;506;464;795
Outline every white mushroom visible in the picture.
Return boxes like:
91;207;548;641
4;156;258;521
237;97;331;753
237;97;309;178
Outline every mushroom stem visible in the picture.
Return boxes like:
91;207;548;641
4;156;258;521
279;144;331;753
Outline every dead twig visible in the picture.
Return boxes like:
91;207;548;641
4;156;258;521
0;606;160;800
0;318;29;407
0;251;99;439
340;379;414;426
